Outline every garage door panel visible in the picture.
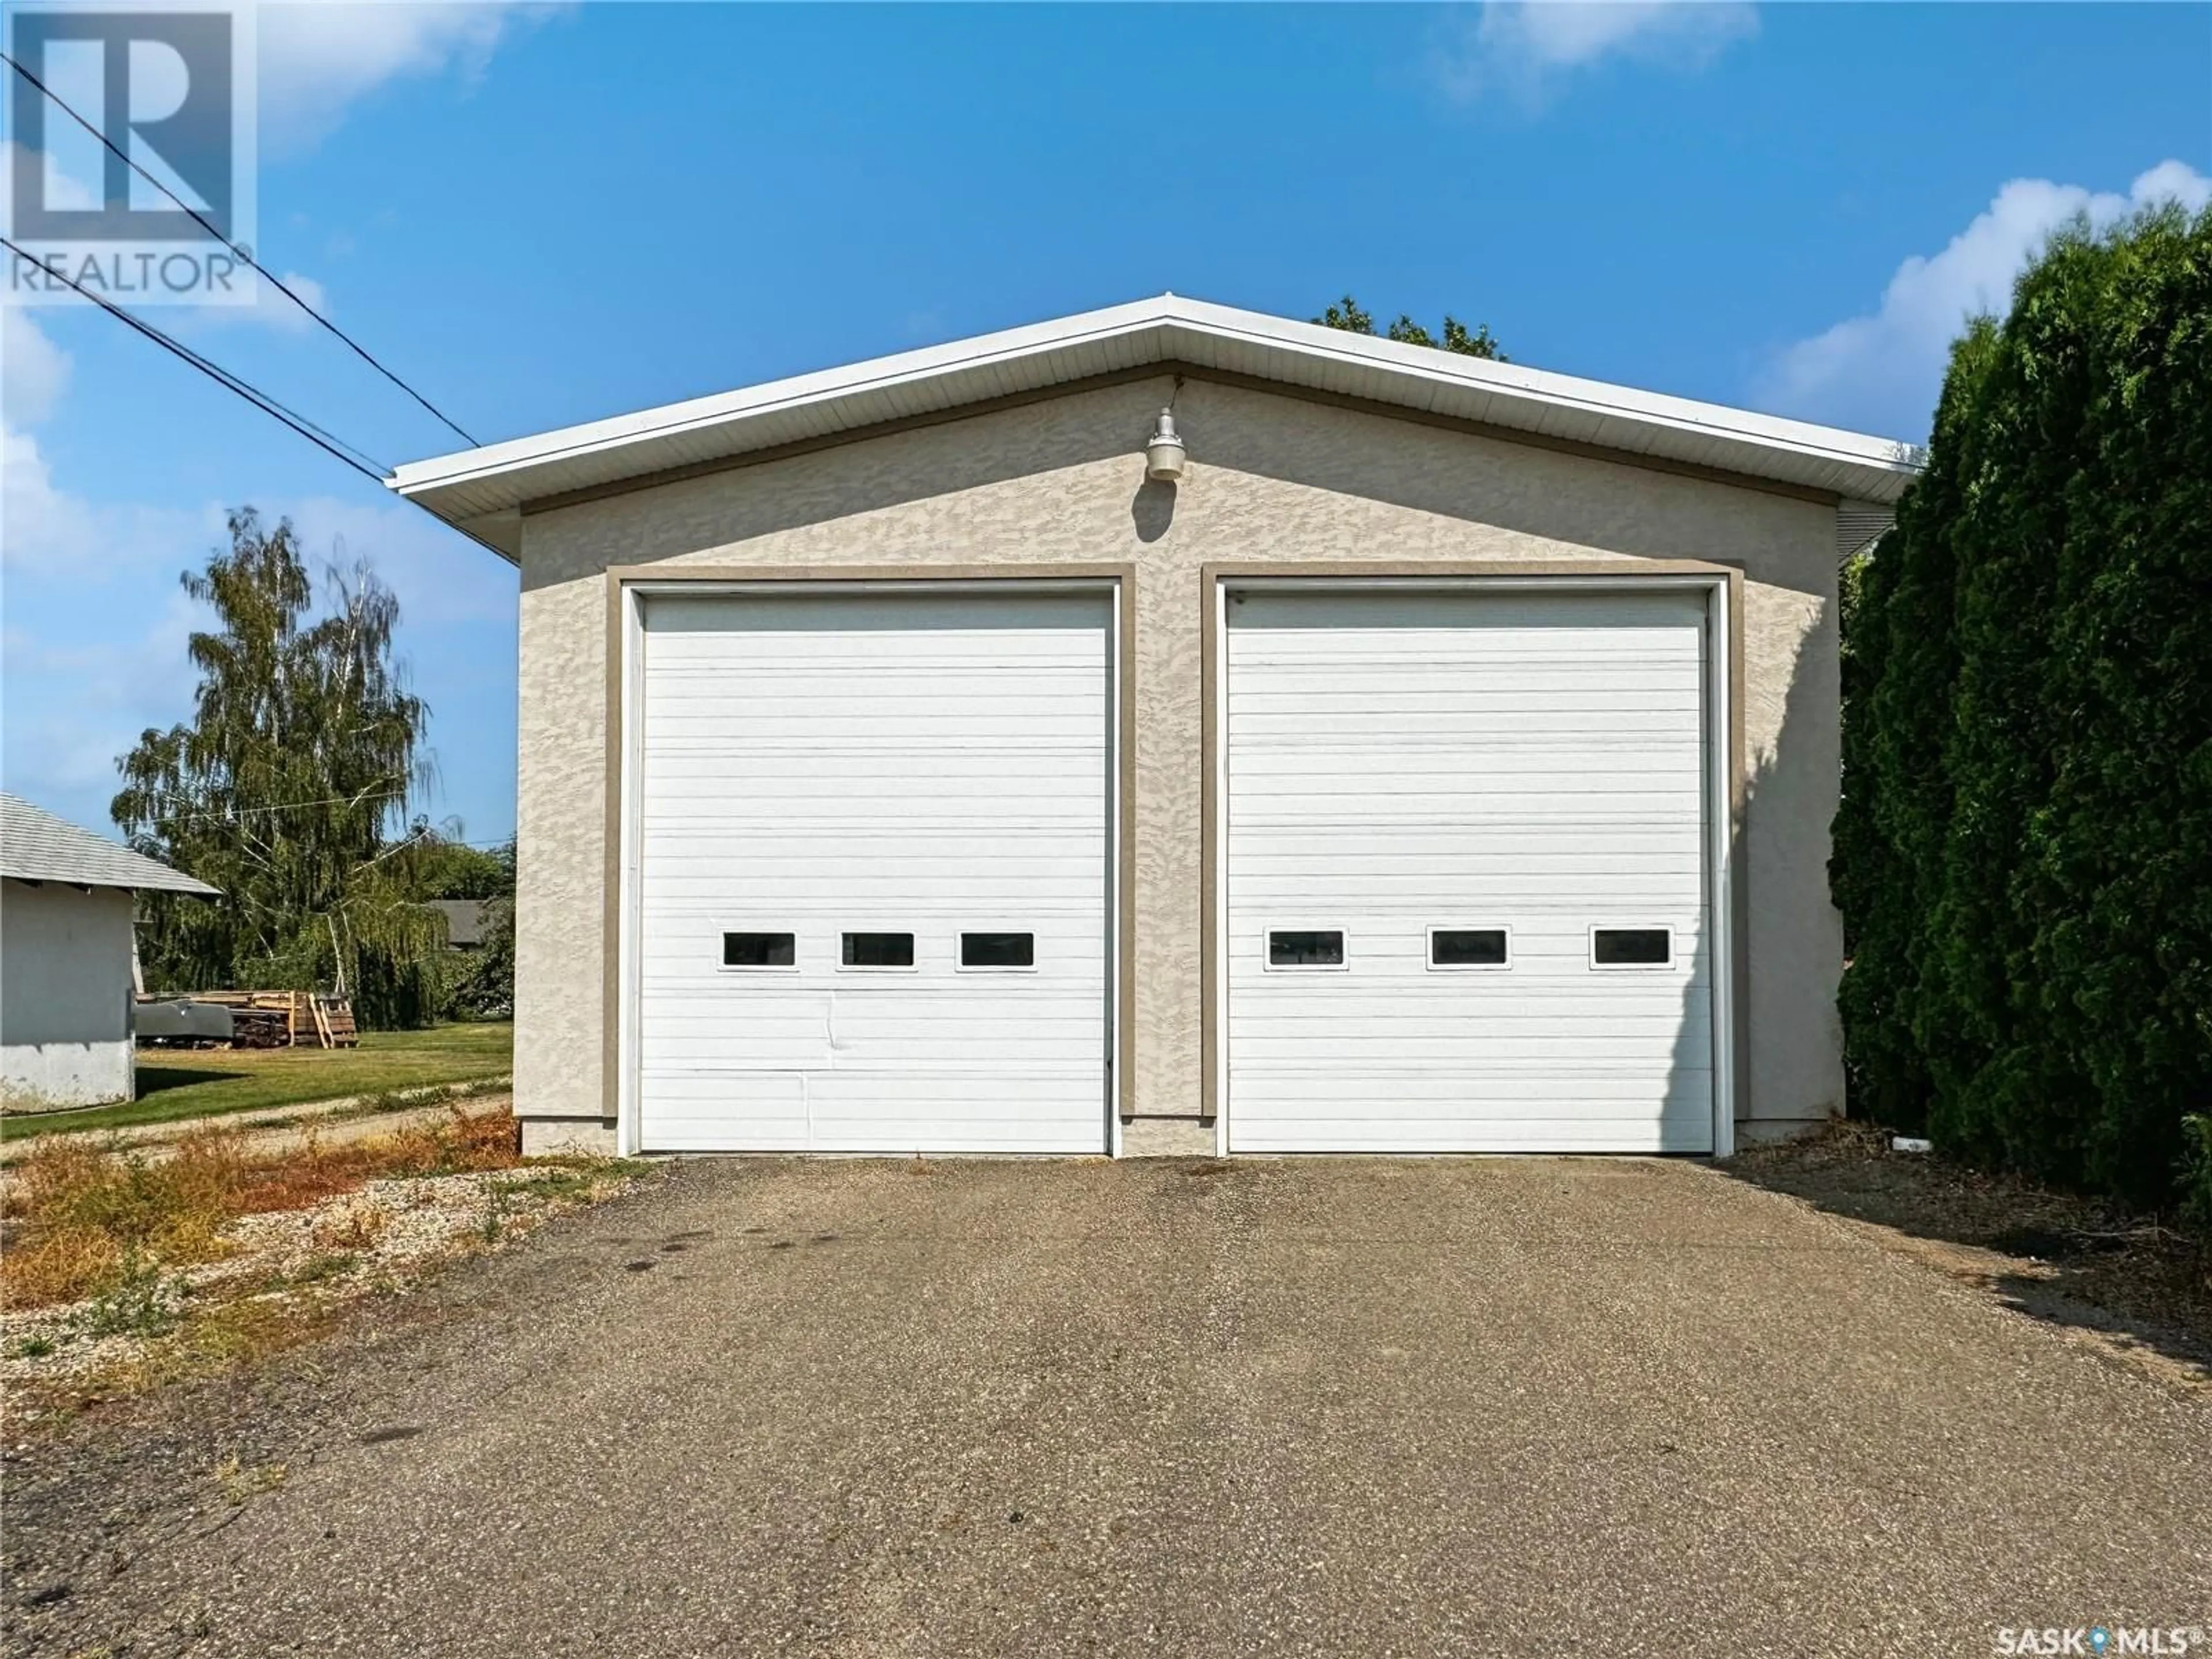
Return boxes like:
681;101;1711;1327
646;696;1103;724
1228;979;1710;1009
637;590;1111;1154
1232;690;1706;718
1229;668;1699;695
1232;1069;1713;1098
808;1083;1107;1153
636;929;1104;961
1231;875;1703;903
638;1074;809;1152
1232;1105;1716;1137
1233;757;1704;785
642;1025;1104;1063
1232;1002;1713;1034
637;873;1107;904
1230;851;1705;878
1229;709;1704;741
1229;824;1706;849
1231;1124;1711;1154
1228;605;1702;640
1233;1035;1709;1066
1232;770;1705;798
1233;959;1706;988
1226;587;1715;1155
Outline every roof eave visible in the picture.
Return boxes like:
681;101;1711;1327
2;870;221;897
388;295;1921;547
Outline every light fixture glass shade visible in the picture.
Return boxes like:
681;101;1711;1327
1145;408;1185;481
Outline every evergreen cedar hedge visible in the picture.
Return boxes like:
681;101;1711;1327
1832;203;2211;1209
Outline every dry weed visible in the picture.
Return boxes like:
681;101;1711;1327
1;1106;522;1310
311;1200;389;1252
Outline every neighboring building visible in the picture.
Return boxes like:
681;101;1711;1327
428;898;490;951
0;794;219;1110
391;296;1914;1160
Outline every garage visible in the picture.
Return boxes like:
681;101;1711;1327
1222;582;1723;1154
632;586;1116;1153
396;294;1913;1154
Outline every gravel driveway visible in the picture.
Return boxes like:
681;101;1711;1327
7;1156;2209;1657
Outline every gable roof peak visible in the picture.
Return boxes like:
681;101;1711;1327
391;293;1919;561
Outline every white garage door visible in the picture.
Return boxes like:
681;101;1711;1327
635;589;1112;1153
1225;586;1715;1154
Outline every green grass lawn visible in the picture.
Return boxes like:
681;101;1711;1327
1;1022;514;1143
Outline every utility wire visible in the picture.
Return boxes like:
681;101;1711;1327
139;790;407;823
2;48;479;448
10;243;511;558
141;797;515;851
1;234;388;481
136;790;512;847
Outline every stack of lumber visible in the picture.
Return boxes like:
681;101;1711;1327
190;990;361;1049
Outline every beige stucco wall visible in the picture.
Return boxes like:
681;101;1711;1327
514;376;1844;1145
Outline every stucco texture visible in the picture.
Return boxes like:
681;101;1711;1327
516;376;1843;1139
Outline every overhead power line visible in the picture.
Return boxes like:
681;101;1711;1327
135;792;514;846
0;233;388;482
140;790;406;823
2;236;513;560
2;48;479;448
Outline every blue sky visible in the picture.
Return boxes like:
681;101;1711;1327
4;1;2208;844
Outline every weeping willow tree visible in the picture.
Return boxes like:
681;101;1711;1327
113;509;448;1028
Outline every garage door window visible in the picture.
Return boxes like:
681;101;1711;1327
841;931;916;969
721;931;797;969
1429;927;1510;970
1590;927;1673;969
1266;928;1347;970
959;932;1036;970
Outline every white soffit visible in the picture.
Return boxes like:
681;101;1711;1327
389;294;1922;562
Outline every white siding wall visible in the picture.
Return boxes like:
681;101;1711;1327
1225;589;1713;1153
1;880;136;1109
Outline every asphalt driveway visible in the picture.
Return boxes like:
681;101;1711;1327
7;1156;2209;1657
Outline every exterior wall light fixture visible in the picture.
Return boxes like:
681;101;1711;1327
1145;407;1186;482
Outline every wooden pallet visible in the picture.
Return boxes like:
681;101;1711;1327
188;990;360;1048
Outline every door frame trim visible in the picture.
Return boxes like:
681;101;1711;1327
1200;561;1745;1157
606;565;1136;1156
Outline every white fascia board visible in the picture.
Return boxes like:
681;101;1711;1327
387;297;1172;500
388;294;1920;542
1150;297;1915;478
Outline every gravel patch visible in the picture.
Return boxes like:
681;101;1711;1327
2;1164;645;1392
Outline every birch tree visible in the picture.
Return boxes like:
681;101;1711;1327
114;509;448;1026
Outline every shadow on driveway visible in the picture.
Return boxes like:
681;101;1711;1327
1715;1121;2212;1384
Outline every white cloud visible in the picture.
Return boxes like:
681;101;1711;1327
2;425;221;577
0;589;204;817
1760;160;2212;437
266;270;329;328
1;428;513;633
1433;2;1757;101
260;2;567;154
1;312;73;426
